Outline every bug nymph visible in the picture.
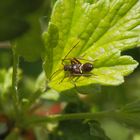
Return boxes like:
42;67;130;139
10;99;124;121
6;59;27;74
50;41;95;81
61;41;94;77
64;63;82;74
63;59;94;75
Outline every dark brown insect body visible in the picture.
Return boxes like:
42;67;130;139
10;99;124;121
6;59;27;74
63;58;93;76
50;41;94;80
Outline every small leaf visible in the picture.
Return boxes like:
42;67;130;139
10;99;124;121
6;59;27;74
43;0;140;92
112;100;140;129
5;129;19;140
121;100;140;113
50;120;111;140
88;120;111;140
0;68;21;95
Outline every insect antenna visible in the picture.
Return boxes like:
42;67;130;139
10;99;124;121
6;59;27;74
76;57;98;63
49;40;80;80
63;40;80;60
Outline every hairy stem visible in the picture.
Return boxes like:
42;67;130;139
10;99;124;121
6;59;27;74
12;44;19;112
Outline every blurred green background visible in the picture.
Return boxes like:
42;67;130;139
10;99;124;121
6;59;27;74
0;0;140;139
1;33;140;140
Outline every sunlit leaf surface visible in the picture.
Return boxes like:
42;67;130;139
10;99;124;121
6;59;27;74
43;0;140;92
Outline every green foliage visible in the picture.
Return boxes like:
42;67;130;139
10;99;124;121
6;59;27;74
89;120;111;140
0;68;21;95
43;0;140;93
1;0;140;140
49;120;110;140
0;0;44;41
5;130;19;140
114;100;140;129
15;13;45;61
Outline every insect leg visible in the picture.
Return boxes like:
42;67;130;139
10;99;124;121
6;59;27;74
62;58;79;65
58;72;70;84
59;76;65;84
63;41;80;60
49;68;63;80
73;58;81;64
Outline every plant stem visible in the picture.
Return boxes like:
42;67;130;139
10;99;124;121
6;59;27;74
27;111;114;125
12;44;19;111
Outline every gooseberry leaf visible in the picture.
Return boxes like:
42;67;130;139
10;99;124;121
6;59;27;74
43;0;139;92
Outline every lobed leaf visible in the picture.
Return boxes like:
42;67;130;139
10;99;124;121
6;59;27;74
43;0;140;92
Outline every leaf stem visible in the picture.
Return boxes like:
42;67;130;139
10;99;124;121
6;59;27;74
27;111;114;125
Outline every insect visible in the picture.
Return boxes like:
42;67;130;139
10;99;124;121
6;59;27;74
62;41;94;77
63;58;93;76
50;41;94;82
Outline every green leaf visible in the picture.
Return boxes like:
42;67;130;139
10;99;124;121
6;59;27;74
15;13;45;61
5;130;19;140
0;69;12;95
50;120;111;140
43;0;139;92
89;120;111;140
0;68;21;96
112;100;140;129
43;23;59;75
